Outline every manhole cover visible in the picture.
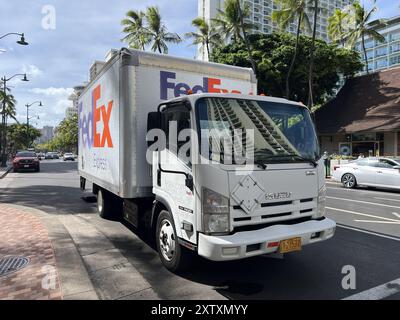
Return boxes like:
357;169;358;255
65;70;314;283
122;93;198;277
0;256;30;277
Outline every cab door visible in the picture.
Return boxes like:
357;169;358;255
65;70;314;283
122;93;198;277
154;104;196;243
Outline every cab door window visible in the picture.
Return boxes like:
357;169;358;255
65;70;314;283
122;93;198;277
162;105;191;166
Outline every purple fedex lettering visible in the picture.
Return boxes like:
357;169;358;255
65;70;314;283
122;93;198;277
160;71;207;99
79;101;93;149
160;71;175;100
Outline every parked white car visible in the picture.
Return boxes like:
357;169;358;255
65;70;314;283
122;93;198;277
63;153;75;161
332;157;400;189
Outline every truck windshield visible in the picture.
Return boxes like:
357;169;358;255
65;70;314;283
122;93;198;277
196;97;320;165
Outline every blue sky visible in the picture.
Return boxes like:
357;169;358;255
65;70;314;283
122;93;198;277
0;0;397;127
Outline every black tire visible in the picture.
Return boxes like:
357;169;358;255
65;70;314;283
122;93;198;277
97;188;122;220
341;173;357;189
36;167;40;172
13;168;18;173
156;210;192;272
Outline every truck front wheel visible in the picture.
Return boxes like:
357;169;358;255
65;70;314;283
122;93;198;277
156;210;191;272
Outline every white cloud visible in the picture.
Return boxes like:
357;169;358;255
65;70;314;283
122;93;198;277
55;99;72;115
22;64;43;78
29;87;73;96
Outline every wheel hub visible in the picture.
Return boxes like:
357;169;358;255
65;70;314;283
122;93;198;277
343;174;355;187
159;220;176;262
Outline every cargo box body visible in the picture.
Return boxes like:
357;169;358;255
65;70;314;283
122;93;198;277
78;49;257;199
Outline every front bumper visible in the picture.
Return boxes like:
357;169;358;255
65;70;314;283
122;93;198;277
198;218;336;261
14;163;39;170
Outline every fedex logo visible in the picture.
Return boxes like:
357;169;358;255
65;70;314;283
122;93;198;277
160;71;243;100
79;84;114;149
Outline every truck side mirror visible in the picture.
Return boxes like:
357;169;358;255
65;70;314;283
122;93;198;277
185;174;194;192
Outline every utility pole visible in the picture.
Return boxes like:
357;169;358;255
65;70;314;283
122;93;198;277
25;101;43;148
0;74;29;167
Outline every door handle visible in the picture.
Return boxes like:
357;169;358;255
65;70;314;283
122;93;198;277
376;171;383;173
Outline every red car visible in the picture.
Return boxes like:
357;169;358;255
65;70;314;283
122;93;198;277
12;151;40;172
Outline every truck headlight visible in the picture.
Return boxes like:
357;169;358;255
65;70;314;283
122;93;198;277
202;187;230;234
317;185;326;218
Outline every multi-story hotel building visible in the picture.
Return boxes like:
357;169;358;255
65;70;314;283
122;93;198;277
197;0;354;60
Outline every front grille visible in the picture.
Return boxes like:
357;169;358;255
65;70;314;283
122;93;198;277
19;159;33;164
231;197;317;228
261;200;292;208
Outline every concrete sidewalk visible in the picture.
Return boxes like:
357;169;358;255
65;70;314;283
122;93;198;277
0;204;62;300
0;203;160;300
0;164;12;179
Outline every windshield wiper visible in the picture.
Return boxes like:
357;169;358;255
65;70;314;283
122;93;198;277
257;154;318;167
254;160;267;169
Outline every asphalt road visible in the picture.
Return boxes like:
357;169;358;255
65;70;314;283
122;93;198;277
1;160;399;300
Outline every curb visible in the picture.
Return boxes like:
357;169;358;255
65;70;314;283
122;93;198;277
0;166;12;179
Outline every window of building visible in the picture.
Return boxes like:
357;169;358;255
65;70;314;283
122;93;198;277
366;50;374;59
364;39;374;49
391;32;400;42
390;55;400;66
375;46;387;57
390;42;400;54
375;58;388;69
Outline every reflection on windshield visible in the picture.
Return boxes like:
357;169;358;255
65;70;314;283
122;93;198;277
197;97;319;164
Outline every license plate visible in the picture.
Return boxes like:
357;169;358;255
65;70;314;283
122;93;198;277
279;237;302;253
24;165;29;168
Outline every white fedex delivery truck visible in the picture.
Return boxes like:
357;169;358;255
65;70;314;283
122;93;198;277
78;48;336;271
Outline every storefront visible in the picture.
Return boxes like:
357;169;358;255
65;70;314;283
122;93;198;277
315;67;400;158
319;132;397;157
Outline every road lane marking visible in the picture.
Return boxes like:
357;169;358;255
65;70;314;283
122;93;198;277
354;219;400;225
326;186;400;198
327;196;400;209
343;277;400;300
393;212;400;219
374;197;400;203
337;224;400;241
326;207;400;222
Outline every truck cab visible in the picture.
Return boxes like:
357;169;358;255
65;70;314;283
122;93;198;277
148;93;336;271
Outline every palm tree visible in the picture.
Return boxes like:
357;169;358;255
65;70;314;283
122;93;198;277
236;0;257;73
121;10;149;50
212;0;253;43
272;0;311;99
145;6;181;54
347;1;385;74
212;0;256;72
185;17;221;61
328;8;351;46
0;91;18;123
308;0;326;108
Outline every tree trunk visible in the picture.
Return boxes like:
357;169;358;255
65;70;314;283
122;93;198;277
206;40;210;61
361;33;369;74
237;0;257;75
308;0;318;109
286;14;302;99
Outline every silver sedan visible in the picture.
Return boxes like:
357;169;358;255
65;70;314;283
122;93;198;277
332;157;400;190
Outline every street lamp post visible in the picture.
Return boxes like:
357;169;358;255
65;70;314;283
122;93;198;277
26;101;43;148
0;73;29;167
0;33;29;45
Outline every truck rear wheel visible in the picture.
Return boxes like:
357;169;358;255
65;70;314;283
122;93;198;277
156;210;191;272
97;188;122;220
